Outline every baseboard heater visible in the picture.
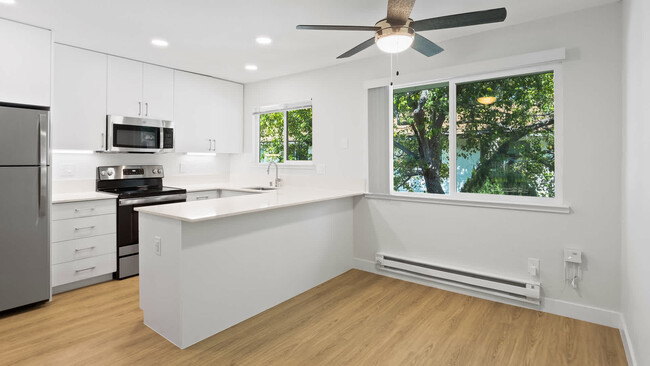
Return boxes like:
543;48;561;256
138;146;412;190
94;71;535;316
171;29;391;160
375;253;541;305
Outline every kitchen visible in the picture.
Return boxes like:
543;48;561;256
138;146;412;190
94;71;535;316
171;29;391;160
0;0;648;365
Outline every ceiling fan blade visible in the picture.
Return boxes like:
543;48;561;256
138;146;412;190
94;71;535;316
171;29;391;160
411;34;444;57
412;8;507;32
296;25;380;31
337;37;376;59
387;0;416;25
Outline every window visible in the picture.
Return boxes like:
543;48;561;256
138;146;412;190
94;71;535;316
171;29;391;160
258;106;312;163
392;67;557;201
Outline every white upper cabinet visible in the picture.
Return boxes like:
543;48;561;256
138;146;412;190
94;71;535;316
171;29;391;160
107;56;143;117
107;56;173;120
52;44;107;151
143;64;174;120
0;19;51;107
214;79;243;153
174;70;217;153
174;71;243;154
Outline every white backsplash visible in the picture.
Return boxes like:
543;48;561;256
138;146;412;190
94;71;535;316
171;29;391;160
52;152;229;181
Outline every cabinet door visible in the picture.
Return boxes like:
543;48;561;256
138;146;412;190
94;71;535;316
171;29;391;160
143;64;174;120
214;80;243;153
107;56;143;117
52;45;107;151
0;19;51;107
174;70;217;153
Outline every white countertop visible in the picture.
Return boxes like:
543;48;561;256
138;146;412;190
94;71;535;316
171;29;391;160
51;191;116;204
135;187;363;222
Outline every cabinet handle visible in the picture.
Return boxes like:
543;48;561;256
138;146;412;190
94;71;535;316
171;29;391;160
138;102;142;116
101;133;104;149
196;196;209;200
74;208;96;213
210;139;215;151
145;102;149;116
74;226;96;231
74;246;96;252
208;139;212;151
75;266;96;273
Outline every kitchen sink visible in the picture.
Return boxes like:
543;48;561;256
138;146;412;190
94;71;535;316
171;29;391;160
243;186;278;191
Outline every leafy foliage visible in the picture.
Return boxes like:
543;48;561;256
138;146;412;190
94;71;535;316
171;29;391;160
287;108;313;161
259;112;284;163
393;72;555;197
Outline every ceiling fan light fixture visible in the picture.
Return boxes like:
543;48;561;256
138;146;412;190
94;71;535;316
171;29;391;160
374;20;414;54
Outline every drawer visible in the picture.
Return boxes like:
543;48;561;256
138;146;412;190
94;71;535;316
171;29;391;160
51;214;116;243
187;190;219;201
52;199;115;220
52;253;116;287
51;234;116;265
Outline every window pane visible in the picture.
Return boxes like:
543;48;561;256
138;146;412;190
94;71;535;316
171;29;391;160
456;72;555;197
287;108;313;161
259;112;284;163
393;83;450;194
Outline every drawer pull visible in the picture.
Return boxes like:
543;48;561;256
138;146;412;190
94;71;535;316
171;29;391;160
74;226;96;231
196;196;209;200
74;208;96;213
74;246;96;252
75;266;96;273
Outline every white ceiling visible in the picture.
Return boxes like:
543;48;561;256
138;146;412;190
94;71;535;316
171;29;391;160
0;0;617;84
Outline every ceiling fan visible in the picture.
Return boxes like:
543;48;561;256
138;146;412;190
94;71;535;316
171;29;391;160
296;0;507;59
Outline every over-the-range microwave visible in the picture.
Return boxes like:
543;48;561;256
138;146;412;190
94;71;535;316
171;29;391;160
104;115;174;153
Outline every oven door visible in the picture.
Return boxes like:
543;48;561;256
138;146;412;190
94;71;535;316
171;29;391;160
116;194;186;279
107;115;163;153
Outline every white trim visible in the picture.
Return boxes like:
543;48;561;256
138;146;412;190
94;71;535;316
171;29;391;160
365;192;570;214
388;63;562;206
619;314;638;366
353;257;620;329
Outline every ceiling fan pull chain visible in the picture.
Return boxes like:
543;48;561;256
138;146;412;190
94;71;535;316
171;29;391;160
390;53;394;86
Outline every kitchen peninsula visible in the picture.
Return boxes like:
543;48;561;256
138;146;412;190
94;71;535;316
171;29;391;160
136;187;362;349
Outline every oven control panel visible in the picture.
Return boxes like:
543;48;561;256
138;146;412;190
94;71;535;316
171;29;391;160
97;165;164;180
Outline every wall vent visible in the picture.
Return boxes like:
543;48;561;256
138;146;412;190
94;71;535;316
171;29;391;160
375;253;541;305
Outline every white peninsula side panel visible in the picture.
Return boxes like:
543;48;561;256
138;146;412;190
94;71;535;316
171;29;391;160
139;198;354;349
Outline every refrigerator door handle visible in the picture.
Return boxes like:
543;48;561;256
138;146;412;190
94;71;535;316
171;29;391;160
39;166;47;217
38;113;48;166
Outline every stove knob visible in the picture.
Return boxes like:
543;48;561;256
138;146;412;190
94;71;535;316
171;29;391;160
157;168;163;174
107;170;113;176
152;168;157;174
100;170;106;177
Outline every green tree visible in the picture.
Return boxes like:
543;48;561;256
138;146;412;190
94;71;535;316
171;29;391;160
287;108;313;161
259;112;284;162
393;72;555;197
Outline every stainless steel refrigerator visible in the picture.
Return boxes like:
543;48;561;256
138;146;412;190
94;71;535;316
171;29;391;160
0;104;51;312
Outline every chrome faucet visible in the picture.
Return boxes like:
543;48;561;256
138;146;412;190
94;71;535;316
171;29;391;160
266;161;281;187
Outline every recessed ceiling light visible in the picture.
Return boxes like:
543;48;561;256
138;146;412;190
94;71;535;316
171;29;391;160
151;39;169;48
245;64;258;71
256;37;272;45
0;0;16;5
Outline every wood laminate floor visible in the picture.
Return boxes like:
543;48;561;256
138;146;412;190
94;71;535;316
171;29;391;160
0;269;626;366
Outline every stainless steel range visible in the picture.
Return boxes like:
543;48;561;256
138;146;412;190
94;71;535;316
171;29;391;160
96;165;186;279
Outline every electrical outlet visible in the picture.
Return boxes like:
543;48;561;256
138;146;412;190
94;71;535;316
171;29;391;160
154;236;162;256
528;258;540;277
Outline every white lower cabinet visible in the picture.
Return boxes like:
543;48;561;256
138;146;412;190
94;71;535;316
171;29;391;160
186;190;219;201
51;199;116;290
52;254;116;287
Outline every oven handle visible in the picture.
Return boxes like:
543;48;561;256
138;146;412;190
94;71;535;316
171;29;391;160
118;193;187;206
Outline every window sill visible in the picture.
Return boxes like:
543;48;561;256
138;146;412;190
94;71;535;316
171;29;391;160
364;193;571;214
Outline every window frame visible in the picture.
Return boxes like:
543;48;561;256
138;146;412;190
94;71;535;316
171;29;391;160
253;102;314;167
389;63;563;206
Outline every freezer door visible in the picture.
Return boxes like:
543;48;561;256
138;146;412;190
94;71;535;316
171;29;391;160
0;106;49;166
0;166;50;311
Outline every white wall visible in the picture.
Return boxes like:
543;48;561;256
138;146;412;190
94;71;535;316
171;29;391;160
233;4;623;312
622;0;650;363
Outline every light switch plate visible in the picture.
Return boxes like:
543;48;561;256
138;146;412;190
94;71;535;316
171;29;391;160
528;258;540;277
564;248;582;263
316;164;326;175
154;236;162;256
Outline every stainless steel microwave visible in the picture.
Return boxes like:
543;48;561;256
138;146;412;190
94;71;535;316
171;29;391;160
105;115;174;153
